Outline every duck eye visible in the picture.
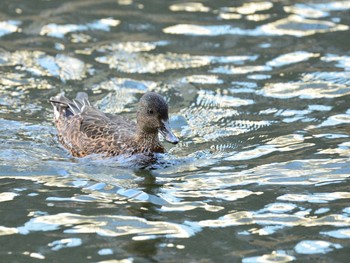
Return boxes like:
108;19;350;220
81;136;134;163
148;109;154;115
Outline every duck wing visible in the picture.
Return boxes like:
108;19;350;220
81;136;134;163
79;106;135;139
50;92;135;156
78;107;136;156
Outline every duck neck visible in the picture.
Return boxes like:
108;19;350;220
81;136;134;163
135;129;164;153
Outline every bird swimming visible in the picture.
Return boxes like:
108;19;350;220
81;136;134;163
49;91;179;158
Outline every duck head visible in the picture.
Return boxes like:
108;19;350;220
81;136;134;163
137;92;179;144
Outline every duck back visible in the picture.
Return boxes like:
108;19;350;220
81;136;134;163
50;92;138;157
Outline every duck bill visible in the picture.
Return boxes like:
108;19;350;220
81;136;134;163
160;120;179;144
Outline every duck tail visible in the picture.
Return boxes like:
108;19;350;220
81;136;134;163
49;92;91;120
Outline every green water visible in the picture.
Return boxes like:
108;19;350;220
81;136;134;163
1;0;350;262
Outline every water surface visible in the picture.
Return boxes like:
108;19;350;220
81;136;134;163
1;0;350;262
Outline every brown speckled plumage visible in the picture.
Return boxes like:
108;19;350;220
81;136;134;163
50;92;179;157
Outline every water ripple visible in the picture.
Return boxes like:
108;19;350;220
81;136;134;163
278;192;350;203
49;238;82;251
17;213;196;239
169;2;210;13
163;15;348;37
284;4;329;18
223;2;273;15
0;226;18;237
0;50;89;81
40;18;120;38
266;51;318;67
96;52;210;73
311;1;350;12
294;240;342;254
259;81;350;99
0;192;18;202
198;211;350;229
196;89;254;108
260;15;348;37
322;228;350;239
321;54;350;70
0;20;20;36
1;0;350;262
243;252;295;263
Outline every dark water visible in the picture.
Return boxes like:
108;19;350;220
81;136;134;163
1;0;350;262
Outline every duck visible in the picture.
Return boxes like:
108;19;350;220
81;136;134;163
49;91;179;158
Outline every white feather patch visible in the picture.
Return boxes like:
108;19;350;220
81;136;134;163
53;106;60;119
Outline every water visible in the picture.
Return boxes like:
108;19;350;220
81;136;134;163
0;0;350;262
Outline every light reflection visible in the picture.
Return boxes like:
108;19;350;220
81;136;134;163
98;248;114;255
247;74;271;80
0;20;21;37
321;54;350;70
29;253;45;260
16;213;196;239
311;1;350;11
212;65;271;75
196;90;254;108
92;78;152;113
212;55;258;63
180;75;223;84
160;158;350;189
262;203;297;213
303;71;350;86
260;15;348;37
317;142;350;157
163;16;348;37
37;54;87;81
259;81;350;99
243;251;295;263
0;192;18;202
118;0;133;5
223;2;273;15
284;4;329;18
166;189;262;201
198;210;350;229
1;0;350;261
322;228;350;239
317;114;350;128
225;145;275;161
40;18;120;38
163;24;214;35
0;226;18;236
159;198;224;212
0;50;89;81
230;82;257;93
49;238;83;251
266;51;318;67
179;104;261;141
70;33;91;43
246;14;271;22
96;52;210;73
227;133;309;159
278;192;350;203
308;105;332;112
99;259;133;263
218;13;242;20
294;240;342;254
169;2;210;12
97;42;159;53
250;225;286;236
